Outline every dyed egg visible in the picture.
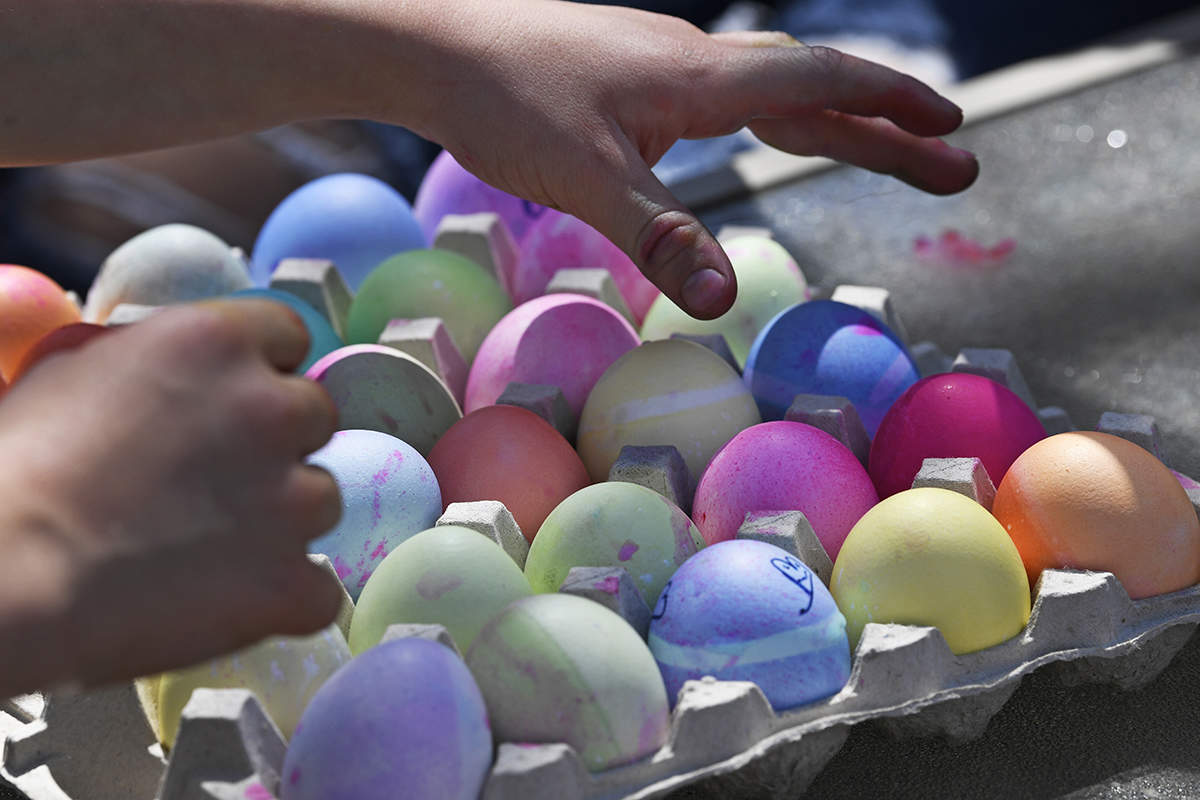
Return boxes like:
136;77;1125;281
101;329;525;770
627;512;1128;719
831;487;1031;654
869;373;1047;499
427;405;590;541
1174;470;1200;492
577;339;762;486
648;539;850;709
82;225;251;323
154;625;351;749
281;637;492;800
465;294;640;417
305;430;442;599
525;482;705;606
413;149;550;244
230;288;342;373
349;526;532;653
0;266;83;379
995;432;1200;599
743;300;918;433
516;210;659;324
640;237;808;368
9;322;107;384
345;249;511;363
251;173;425;290
465;594;669;771
692;421;878;557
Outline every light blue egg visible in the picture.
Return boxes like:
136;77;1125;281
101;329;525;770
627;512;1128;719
230;288;343;373
251;173;426;290
648;539;850;710
743;300;918;435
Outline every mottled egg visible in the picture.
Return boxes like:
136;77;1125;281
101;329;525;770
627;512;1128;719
639;237;808;368
251;173;425;290
692;421;878;557
153;624;351;749
831;487;1031;654
869;373;1047;499
427;405;590;541
345;249;511;363
230;288;342;373
0;265;83;379
82;225;251;323
576;339;762;487
995;432;1200;599
743;300;918;433
516;210;659;324
8;322;109;384
349;525;533;654
305;429;442;599
465;593;669;771
281;637;492;800
648;539;850;709
465;294;640;417
413;149;550;244
525;482;705;606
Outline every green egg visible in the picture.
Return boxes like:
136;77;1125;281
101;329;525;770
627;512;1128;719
345;249;511;363
348;526;533;655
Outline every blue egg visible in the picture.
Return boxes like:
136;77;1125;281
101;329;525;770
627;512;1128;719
743;300;918;435
648;539;850;711
230;288;343;373
251;173;426;290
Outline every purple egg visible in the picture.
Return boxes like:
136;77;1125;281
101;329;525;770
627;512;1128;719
648;539;850;710
281;638;491;800
413;150;550;244
465;294;640;417
743;300;919;434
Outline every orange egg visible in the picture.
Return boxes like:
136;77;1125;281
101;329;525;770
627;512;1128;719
994;431;1200;599
9;322;110;384
0;266;82;380
427;405;591;542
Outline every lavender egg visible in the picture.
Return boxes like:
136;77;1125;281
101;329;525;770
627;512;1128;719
413;149;550;244
743;300;919;435
306;429;442;599
281;638;492;800
648;539;850;710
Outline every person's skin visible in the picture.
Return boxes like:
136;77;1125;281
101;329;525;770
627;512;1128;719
0;0;977;695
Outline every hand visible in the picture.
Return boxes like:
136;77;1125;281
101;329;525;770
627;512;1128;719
0;299;342;694
400;0;978;319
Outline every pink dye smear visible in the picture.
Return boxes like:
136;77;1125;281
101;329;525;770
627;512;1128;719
289;766;302;785
244;783;274;800
370;541;388;561
617;540;639;562
914;230;1015;267
332;556;353;581
594;576;622;595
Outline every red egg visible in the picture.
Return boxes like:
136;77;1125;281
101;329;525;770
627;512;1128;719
427;405;590;542
0;266;82;380
869;373;1047;499
9;323;110;384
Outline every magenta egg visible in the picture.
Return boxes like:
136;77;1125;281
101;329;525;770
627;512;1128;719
692;421;878;559
464;294;640;417
869;373;1047;499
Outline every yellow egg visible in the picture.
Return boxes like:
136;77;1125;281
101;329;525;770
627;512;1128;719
576;339;762;484
831;487;1031;654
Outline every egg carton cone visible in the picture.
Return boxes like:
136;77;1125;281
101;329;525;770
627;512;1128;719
377;317;468;407
433;212;521;300
545;269;635;327
829;285;910;345
267;259;352;341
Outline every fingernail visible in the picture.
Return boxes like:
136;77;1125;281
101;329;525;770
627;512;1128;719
682;268;728;314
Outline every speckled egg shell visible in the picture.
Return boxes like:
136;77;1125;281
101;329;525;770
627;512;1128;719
281;638;492;800
305;430;442;599
83;224;251;323
869;372;1047;499
230;288;343;373
349;526;533;654
743;300;918;433
576;339;762;488
0;265;83;379
648;539;850;710
515;210;660;324
413;149;550;245
465;594;669;772
995;432;1200;599
251;173;425;290
465;294;640;417
831;488;1031;654
692;421;878;558
525;482;705;606
639;237;808;368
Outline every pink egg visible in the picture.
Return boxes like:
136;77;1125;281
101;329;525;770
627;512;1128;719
464;294;640;417
692;421;879;559
869;373;1047;499
515;210;660;324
